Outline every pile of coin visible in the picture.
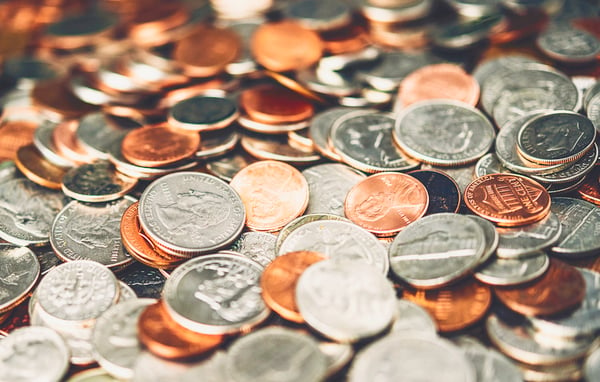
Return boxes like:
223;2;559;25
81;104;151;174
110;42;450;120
0;0;600;381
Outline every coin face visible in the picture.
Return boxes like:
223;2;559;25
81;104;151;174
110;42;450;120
168;95;238;132
61;161;137;202
408;169;462;214
550;197;600;257
0;244;40;314
240;84;314;125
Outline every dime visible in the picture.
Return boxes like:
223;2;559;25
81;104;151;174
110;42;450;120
0;244;40;314
393;100;495;166
464;174;551;227
537;24;600;64
308;107;353;161
421;162;476;194
0;178;66;246
229;231;277;267
344;172;428;236
230;160;308;232
138;171;245;256
403;278;492;332
389;299;437;335
286;0;351;31
475;251;549;286
550;197;600;257
296;259;396;342
61;161;137;203
496;212;561;258
260;250;326;323
206;152;254;182
494;258;586;317
275;213;350;253
50;197;135;268
409;169;462;214
240;84;314;125
168;95;238;132
389;213;486;288
15;144;67;189
162;253;269;335
196;127;239;159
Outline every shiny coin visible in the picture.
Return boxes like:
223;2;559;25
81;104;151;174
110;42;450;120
75;112;134;160
162;253;269;335
229;231;277;267
296;259;396;342
390;299;437;335
15;144;67;190
168;95;238;132
389;213;486;289
408;169;462;214
0;244;39;314
50;197;135;268
475;251;549;286
464;174;551;227
61;161;137;203
496;212;561;259
550;197;600;257
494;258;586;317
0;178;66;246
344;172;428;237
240;84;314;125
393;100;495;166
138;171;245;256
230;160;308;232
275;213;350;254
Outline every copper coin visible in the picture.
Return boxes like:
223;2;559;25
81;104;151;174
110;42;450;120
402;278;492;332
129;3;189;41
121;124;200;168
52;120;96;165
397;63;480;108
494;258;586;317
15;144;67;189
576;167;600;206
173;24;241;78
230;160;309;232
251;20;323;72
31;78;97;120
464;174;551;227
0;119;36;162
263;71;327;105
260;250;326;323
137;301;223;360
240;84;314;125
344;172;429;237
319;25;370;55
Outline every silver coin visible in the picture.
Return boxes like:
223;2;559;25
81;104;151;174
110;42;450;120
588;91;600;132
229;231;277;267
421;162;476;194
32;246;62;275
168;95;238;132
0;178;67;246
162;253;269;335
389;299;438;335
389;213;486;288
530;268;600;339
297;67;361;97
545;175;587;195
319;342;353;377
178;350;228;382
239;132;321;164
138;172;245;256
446;0;501;17
584;81;600;112
286;0;351;30
238;114;309;133
34;120;77;168
277;219;389;275
92;298;156;380
475;251;549;286
36;260;119;322
349;333;476;382
76;113;133;160
65;368;122;382
537;24;600;64
317;45;379;72
0;326;70;382
331;109;420;172
473;55;539;89
430;13;504;50
585;346;600;382
491;86;566;128
466;215;499;265
275;213;350;254
206;152;253;182
530;143;598;184
225;326;327;382
117;262;166;299
117;281;138;302
308;107;353;161
393;100;495;166
361;0;433;27
550;197;600;257
0;244;40;314
486;313;592;366
456;339;523;382
225;21;260;76
496;212;562;258
0;161;19;183
475;153;513;177
50;197;135;268
302;163;366;216
517;111;596;165
296;259;396;342
196;127;239;159
61;161;137;203
132;351;198;382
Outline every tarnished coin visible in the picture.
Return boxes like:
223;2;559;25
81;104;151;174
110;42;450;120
32;246;62;275
349;334;475;382
50;197;135;268
229;231;277;267
196;127;239;159
277;219;389;275
230;160;308;232
0;326;70;382
162;253;269;335
389;299;437;335
330;109;419;173
475;251;549;286
550;197;600;257
389;213;486;289
286;0;351;31
0;244;40;314
393;100;495;166
408;169;462;214
117;262;166;299
421;162;476;194
168;95;238;132
496;212;561;259
61;161;137;203
226;327;327;382
296;259;396;342
138;171;245;256
345;172;428;237
537;24;600;64
0;178;66;246
464;174;551;227
92;298;156;380
302;163;366;217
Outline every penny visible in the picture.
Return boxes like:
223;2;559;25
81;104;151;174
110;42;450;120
408;169;462;214
31;78;97;120
43;10;117;49
0;119;36;162
397;63;479;108
0;244;40;314
52;120;97;166
319;24;370;55
230;160;309;232
261;250;326;323
61;161;137;203
15;144;67;189
173;24;240;77
464;174;551;227
475;251;550;286
550;197;600;257
494;258;586;317
403;278;492;332
344;172;428;237
240;84;314;125
262;70;328;105
577;167;600;205
137;301;223;360
251;20;323;72
168;95;238;132
121;124;200;168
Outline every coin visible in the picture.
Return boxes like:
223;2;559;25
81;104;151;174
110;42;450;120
577;166;600;205
229;231;278;267
408;169;462;214
75;112;134;160
61;161;137;203
537;24;600;64
33;119;77;168
550;197;600;257
240;131;321;164
52;120;97;165
0;244;40;314
168;95;238;132
0;118;36;162
240;84;314;125
475;251;550;286
15;144;67;189
389;299;438;335
31;78;98;120
496;212;561;259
